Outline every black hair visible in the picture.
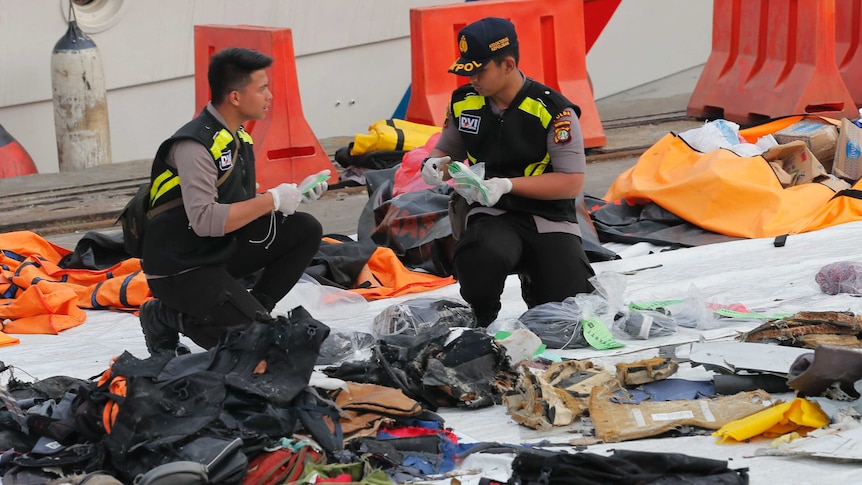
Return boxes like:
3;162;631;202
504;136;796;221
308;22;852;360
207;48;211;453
489;44;520;68
208;47;274;105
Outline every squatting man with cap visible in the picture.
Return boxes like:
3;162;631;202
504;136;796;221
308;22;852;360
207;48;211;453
138;47;329;355
423;17;596;327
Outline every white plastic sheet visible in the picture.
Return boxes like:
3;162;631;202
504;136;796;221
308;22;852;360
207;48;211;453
6;221;862;483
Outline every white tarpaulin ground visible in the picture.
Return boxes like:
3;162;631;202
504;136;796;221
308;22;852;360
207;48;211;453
5;221;862;484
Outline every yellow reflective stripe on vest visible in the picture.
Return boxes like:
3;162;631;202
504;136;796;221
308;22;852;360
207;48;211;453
453;95;486;118
518;98;553;128
150;169;180;206
524;153;551;176
455;96;485;164
209;129;234;160
515;97;552;175
237;128;253;145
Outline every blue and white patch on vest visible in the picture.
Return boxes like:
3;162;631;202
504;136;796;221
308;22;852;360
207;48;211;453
219;150;233;170
459;114;481;134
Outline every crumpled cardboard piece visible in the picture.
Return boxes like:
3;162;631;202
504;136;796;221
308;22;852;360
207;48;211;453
590;387;773;443
615;357;679;386
763;140;828;186
504;360;617;430
773;119;838;171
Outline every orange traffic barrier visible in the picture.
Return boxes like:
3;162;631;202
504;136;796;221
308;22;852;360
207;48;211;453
0;123;37;179
836;0;862;108
405;0;606;148
193;25;338;191
688;0;857;125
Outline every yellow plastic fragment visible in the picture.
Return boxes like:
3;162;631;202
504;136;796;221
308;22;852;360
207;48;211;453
713;398;829;443
770;431;802;448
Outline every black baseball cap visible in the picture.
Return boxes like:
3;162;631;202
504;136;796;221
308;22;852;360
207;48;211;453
448;17;518;76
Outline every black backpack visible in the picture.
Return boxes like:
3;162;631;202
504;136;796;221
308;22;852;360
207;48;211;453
118;166;233;258
117;182;181;258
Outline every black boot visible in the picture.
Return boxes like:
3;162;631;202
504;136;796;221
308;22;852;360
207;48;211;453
249;289;276;313
471;303;500;328
139;299;190;356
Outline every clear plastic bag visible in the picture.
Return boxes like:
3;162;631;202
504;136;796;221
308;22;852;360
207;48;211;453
815;261;862;295
316;330;376;366
659;284;717;329
372;297;475;338
679;119;742;152
571;271;627;332
590;271;627;315
612;309;677;340
516;272;629;349
517;297;587;349
447;161;486;204
640;284;757;330
274;274;369;329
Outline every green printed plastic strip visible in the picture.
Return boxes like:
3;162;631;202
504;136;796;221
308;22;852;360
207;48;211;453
582;317;624;350
448;161;488;199
629;300;683;311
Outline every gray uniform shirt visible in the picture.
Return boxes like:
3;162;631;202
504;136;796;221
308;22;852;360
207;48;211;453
165;103;235;238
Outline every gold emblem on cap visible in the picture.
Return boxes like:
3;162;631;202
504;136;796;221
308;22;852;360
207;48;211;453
459;35;468;54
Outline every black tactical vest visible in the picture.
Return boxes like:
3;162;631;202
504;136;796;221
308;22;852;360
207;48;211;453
450;78;581;222
142;108;256;275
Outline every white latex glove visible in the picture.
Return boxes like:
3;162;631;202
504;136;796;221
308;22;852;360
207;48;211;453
456;177;513;207
268;183;302;215
298;169;331;203
421;156;451;186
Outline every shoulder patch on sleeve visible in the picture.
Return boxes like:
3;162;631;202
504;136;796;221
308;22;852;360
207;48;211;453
552;108;574;145
554;123;572;145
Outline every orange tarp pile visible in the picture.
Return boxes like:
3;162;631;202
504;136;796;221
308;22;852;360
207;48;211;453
351;246;455;300
0;231;455;347
320;236;455;301
0;231;150;345
604;116;862;238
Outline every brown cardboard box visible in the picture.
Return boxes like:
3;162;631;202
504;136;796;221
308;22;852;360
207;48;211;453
832;118;862;183
763;140;828;186
768;161;797;188
773;119;838;172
